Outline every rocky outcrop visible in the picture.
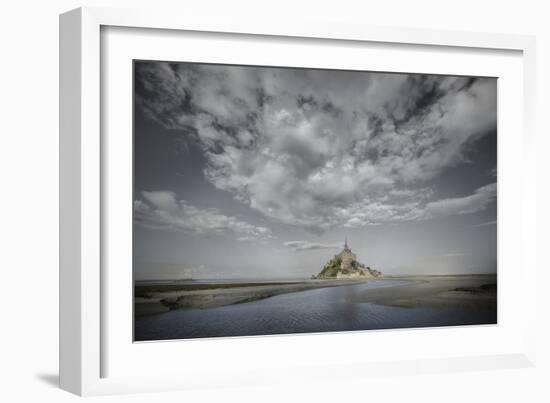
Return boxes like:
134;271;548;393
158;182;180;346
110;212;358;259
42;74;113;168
315;241;382;279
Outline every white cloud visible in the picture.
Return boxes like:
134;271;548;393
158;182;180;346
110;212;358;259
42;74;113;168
136;64;497;231
135;191;273;241
475;220;497;227
283;241;343;252
134;262;207;281
339;182;496;226
424;183;497;218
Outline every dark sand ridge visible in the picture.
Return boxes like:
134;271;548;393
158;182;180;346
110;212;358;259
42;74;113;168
354;274;497;310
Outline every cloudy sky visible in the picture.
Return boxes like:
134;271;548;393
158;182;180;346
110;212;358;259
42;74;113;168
133;61;497;280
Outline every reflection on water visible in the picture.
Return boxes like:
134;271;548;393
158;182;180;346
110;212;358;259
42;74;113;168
134;280;496;341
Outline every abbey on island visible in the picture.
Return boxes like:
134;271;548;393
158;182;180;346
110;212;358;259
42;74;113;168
315;238;383;279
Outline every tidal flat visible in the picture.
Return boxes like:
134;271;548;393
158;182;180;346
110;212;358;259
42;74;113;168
134;274;496;341
134;279;365;316
355;274;497;310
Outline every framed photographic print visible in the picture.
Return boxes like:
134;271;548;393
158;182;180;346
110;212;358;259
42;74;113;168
60;7;537;396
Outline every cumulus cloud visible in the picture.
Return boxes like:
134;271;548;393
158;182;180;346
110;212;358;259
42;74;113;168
136;63;497;231
337;182;496;227
134;191;273;241
283;241;343;252
424;183;497;218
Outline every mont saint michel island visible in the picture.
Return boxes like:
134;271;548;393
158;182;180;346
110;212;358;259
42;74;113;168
315;239;383;279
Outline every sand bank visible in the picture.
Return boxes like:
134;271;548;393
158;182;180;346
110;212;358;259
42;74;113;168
135;279;366;317
354;274;496;310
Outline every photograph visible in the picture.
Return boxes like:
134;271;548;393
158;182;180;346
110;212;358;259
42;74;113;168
133;61;497;341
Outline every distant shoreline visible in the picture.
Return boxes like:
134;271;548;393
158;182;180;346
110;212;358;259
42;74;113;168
135;272;496;285
386;273;497;278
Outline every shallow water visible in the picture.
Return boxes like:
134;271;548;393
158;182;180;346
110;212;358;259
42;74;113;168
134;279;496;341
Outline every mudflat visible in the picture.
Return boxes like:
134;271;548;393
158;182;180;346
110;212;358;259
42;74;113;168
354;274;497;310
134;274;496;317
134;279;366;316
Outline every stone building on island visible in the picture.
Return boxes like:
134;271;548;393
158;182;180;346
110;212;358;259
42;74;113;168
315;238;383;279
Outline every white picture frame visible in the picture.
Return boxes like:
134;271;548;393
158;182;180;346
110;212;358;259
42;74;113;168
60;6;537;396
